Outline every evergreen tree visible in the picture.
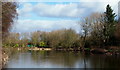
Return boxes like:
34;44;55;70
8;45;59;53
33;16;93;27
103;4;116;46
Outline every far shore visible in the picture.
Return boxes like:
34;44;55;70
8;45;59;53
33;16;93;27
28;47;52;51
8;46;120;55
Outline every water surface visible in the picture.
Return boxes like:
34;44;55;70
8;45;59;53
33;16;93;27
4;50;120;68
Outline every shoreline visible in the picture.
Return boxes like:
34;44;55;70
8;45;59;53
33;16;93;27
1;46;120;69
16;47;120;55
28;47;52;51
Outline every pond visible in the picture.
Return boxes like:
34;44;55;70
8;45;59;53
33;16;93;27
4;50;120;68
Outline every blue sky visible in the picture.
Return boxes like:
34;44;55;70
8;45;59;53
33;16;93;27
11;0;119;33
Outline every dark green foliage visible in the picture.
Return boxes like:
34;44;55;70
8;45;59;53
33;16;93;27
105;4;116;23
103;4;116;46
80;4;119;48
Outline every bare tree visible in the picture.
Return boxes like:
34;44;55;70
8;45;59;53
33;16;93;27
2;2;18;40
80;12;106;48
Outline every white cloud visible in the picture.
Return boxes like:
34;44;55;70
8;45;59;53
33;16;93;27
14;1;119;33
17;3;33;17
3;0;119;2
18;1;119;18
11;19;80;33
33;3;85;18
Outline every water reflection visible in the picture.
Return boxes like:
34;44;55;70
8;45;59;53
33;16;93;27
4;51;120;68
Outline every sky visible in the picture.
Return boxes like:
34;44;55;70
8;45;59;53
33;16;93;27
10;0;119;33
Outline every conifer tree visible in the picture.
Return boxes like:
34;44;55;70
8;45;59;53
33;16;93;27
103;4;116;46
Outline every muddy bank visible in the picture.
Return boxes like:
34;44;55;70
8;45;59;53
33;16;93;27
2;52;9;68
86;47;120;56
0;48;10;69
54;47;120;56
0;49;8;69
0;47;2;69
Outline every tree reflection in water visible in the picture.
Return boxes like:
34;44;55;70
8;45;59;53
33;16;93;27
4;50;120;68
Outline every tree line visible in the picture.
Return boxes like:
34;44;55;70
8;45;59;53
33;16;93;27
2;4;120;50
